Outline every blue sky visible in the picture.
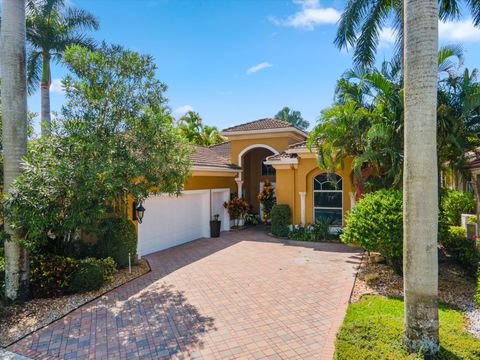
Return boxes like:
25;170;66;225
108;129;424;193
28;0;480;134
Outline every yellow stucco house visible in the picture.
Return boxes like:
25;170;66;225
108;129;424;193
136;118;354;257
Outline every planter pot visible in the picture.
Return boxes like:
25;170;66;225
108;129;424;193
210;220;221;238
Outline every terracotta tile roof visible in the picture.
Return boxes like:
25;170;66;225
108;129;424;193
222;118;300;133
209;141;231;159
265;152;297;162
288;140;308;149
190;145;240;170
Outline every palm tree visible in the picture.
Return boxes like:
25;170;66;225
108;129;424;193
178;111;225;146
274;106;309;130
335;0;480;67
403;0;439;353
1;0;29;301
26;0;99;136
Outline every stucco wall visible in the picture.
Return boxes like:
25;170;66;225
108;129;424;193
184;175;236;193
274;155;354;225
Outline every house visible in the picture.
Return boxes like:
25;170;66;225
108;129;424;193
135;118;355;256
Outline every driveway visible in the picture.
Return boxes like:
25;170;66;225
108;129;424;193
9;228;362;360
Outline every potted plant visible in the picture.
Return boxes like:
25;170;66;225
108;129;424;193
210;214;221;238
224;196;249;229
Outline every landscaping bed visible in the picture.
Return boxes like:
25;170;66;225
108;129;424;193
0;259;149;347
336;253;480;359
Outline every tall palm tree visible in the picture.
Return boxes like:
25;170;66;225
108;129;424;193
26;0;99;136
335;0;480;67
1;0;29;301
274;106;309;130
403;0;439;353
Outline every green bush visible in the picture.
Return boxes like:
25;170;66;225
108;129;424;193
81;257;117;282
442;226;479;274
97;217;137;268
271;204;291;237
341;189;403;272
68;260;104;293
441;189;475;226
30;255;78;297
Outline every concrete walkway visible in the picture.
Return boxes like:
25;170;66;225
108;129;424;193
9;228;361;359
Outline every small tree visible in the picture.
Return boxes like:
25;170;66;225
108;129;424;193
4;43;191;252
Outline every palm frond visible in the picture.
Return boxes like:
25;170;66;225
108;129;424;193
26;49;42;95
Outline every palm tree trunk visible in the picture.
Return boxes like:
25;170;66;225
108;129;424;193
0;0;29;301
403;0;439;354
40;52;51;136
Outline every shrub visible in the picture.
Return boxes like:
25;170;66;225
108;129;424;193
287;220;336;242
68;261;104;293
224;197;249;227
441;189;475;226
97;217;137;268
341;189;403;272
271;204;291;237
442;226;479;274
30;255;78;297
81;257;117;282
258;180;276;223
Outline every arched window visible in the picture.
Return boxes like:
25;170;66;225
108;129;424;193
261;158;276;176
313;173;343;225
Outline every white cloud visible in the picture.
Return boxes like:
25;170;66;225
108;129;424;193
268;0;341;30
49;78;64;94
246;62;273;75
439;19;480;42
174;104;194;115
378;27;397;48
378;19;480;50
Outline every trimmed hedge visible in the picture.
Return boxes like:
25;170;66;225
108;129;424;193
68;261;104;293
442;226;479;275
271;204;291;237
97;216;137;268
341;189;403;273
441;189;475;226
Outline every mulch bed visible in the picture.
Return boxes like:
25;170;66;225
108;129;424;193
0;259;149;347
351;253;479;337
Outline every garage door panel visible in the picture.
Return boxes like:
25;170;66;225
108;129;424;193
138;191;209;256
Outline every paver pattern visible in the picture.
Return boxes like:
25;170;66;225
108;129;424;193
9;228;362;359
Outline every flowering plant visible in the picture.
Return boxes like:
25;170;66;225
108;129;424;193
224;196;249;227
258;180;276;223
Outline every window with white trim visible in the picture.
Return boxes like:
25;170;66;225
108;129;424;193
313;173;343;225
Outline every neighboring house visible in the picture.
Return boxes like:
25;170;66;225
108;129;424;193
135;118;355;257
442;148;479;193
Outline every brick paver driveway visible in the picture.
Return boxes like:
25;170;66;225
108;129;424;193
9;228;362;360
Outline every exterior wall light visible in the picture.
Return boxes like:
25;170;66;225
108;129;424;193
133;201;146;223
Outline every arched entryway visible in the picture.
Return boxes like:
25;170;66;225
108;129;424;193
237;144;278;213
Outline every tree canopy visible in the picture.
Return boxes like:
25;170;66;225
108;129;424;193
274;106;309;130
177;111;225;146
4;44;191;250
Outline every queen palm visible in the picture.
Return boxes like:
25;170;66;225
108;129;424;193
1;0;29;301
403;0;440;353
336;0;480;67
26;0;99;136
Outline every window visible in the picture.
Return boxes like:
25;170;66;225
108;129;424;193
261;159;276;177
313;173;343;225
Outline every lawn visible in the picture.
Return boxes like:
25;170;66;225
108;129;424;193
334;295;480;359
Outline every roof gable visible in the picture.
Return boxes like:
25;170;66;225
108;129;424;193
222;118;306;135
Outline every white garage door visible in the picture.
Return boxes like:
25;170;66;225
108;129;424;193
137;189;230;256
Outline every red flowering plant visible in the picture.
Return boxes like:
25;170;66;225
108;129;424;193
258;180;276;223
224;196;249;228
